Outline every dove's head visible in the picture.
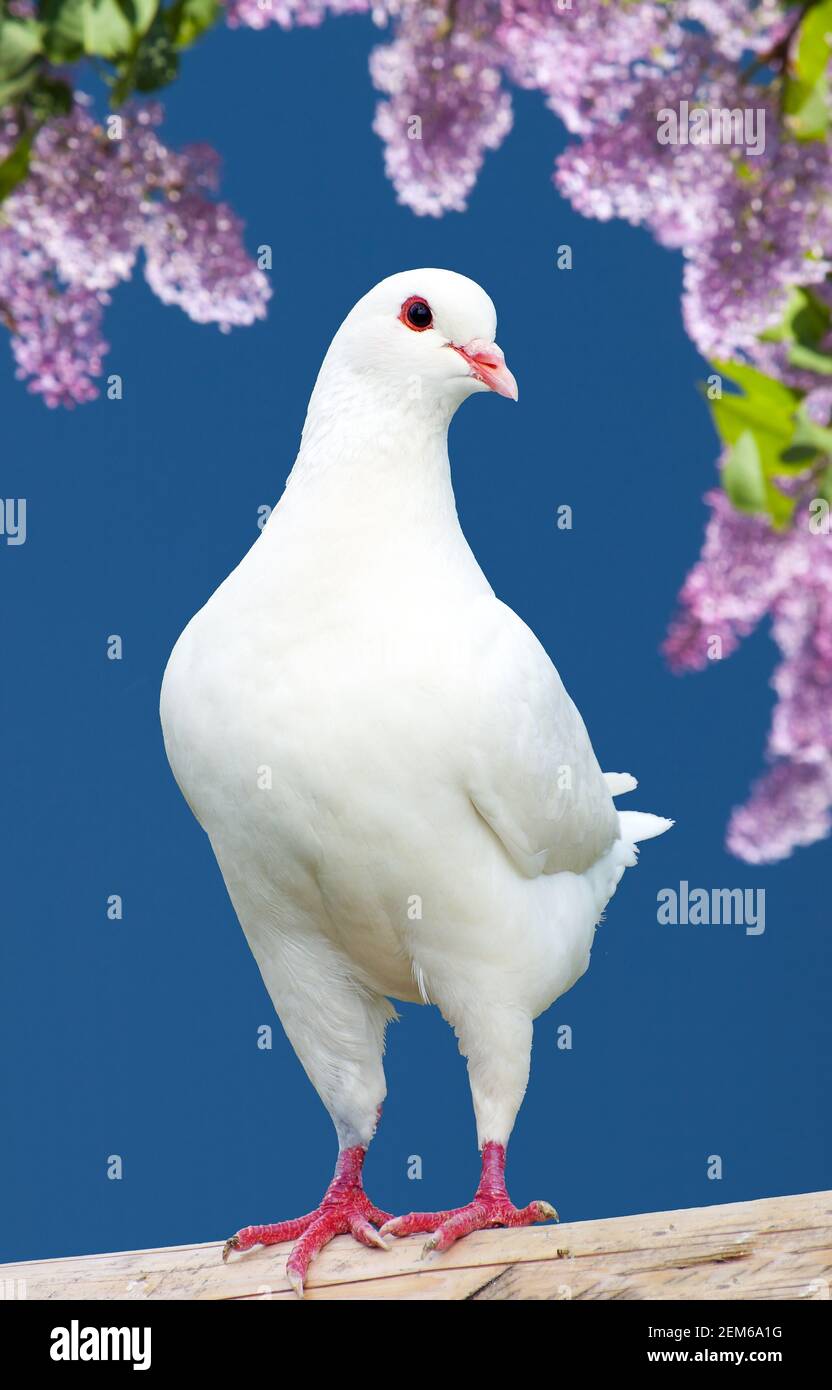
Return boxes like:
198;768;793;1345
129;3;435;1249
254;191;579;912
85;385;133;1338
321;269;517;420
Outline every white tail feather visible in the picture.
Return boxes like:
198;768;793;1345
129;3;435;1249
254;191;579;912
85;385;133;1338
618;810;674;843
604;772;638;797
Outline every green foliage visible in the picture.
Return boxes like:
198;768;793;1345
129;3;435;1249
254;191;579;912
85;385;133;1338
0;123;33;200
722;430;769;516
40;0;86;62
818;464;832;504
0;11;73;200
0;13;44;105
0;16;44;72
26;72;73;119
0;1;205;200
83;1;139;60
762;285;832;376
615;10;832;535
709;359;800;470
783;0;832;140
708;332;832;528
789;402;832;457
0;1;222;110
166;0;219;49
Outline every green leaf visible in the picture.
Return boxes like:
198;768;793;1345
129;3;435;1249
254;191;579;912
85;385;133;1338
0;17;43;79
111;16;178;104
122;0;159;35
27;73;73;119
784;75;829;140
790;402;832;456
793;0;832;85
706;359;812;488
0;126;33;203
134;28;178;89
83;0;133;59
708;359;802;473
787;342;832;375
166;0;218;49
40;0;87;63
711;358;802;411
784;0;832;140
710;394;794;474
0;61;41;107
817;465;832;505
722;430;767;514
764;482;797;530
763;285;831;348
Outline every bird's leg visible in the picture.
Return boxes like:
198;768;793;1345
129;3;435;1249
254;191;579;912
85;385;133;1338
383;1003;555;1252
222;1144;392;1296
381;1141;557;1254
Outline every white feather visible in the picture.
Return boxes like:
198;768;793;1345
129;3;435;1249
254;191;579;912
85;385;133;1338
618;811;675;843
604;772;638;797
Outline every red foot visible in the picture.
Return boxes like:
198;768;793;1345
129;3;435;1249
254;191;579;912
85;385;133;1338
380;1141;557;1254
222;1146;391;1297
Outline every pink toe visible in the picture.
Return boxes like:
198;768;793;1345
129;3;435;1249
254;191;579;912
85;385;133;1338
381;1211;446;1239
286;1213;339;1285
231;1214;317;1252
429;1205;482;1251
349;1214;388;1249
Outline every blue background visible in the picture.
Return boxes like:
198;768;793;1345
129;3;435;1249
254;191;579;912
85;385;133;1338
2;18;829;1265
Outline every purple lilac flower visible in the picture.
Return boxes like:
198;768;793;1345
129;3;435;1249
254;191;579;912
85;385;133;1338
224;0;370;30
499;0;680;137
370;2;512;216
0;228;108;409
143;192;271;329
727;761;832;863
664;490;804;671
666;489;832;862
0;99;270;404
554;29;832;357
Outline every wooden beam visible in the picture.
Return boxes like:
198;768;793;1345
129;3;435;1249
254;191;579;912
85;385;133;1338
2;1190;829;1301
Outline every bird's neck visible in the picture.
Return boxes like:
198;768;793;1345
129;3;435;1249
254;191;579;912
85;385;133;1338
281;378;463;541
257;369;490;605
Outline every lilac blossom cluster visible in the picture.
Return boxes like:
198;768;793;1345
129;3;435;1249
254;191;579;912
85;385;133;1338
665;489;832;862
370;2;512;216
550;17;832;359
0;98;270;407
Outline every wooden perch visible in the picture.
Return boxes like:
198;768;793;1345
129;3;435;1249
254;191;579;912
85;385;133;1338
2;1190;830;1301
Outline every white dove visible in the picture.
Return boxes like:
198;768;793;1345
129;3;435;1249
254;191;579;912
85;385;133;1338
160;268;671;1297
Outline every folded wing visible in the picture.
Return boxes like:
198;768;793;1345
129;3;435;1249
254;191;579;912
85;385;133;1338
465;600;619;878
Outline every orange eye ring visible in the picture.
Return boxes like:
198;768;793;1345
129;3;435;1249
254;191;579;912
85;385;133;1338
400;296;433;331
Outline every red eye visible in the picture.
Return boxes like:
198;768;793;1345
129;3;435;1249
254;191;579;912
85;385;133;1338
400;296;433;331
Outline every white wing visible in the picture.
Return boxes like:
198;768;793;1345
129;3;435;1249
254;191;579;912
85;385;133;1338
465;599;619;877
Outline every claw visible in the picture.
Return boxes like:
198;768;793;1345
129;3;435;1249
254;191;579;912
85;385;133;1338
287;1266;305;1300
350;1215;389;1250
536;1201;559;1223
222;1235;239;1263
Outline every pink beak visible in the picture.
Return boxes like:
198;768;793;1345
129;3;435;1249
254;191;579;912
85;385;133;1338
452;339;519;401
